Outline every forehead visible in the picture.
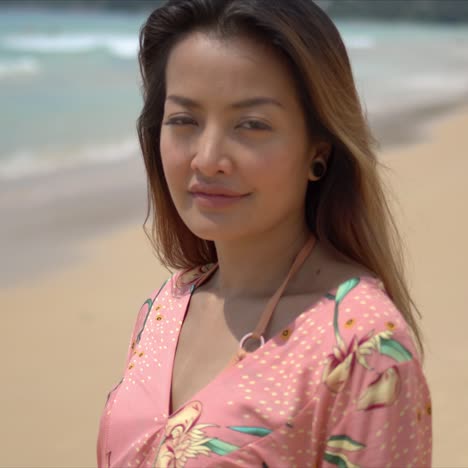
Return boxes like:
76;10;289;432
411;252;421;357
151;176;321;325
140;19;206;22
164;32;299;106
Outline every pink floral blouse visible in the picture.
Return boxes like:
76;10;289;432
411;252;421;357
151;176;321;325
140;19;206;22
96;265;432;467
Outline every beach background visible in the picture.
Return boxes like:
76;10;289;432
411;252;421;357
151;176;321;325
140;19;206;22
0;4;467;467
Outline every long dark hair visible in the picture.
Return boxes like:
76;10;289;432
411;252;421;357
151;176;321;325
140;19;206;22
136;0;424;355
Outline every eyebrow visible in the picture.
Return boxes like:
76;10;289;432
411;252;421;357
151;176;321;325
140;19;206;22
166;94;284;110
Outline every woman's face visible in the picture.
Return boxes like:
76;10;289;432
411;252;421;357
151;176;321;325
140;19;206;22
160;32;316;242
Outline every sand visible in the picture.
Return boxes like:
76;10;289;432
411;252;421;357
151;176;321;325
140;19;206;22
380;106;468;467
1;107;467;467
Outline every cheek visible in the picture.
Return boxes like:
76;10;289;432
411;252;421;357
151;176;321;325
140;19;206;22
160;131;189;187
255;148;306;190
253;146;310;214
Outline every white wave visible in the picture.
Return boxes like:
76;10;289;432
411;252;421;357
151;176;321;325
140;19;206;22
80;138;140;163
0;149;53;179
2;33;139;59
403;73;468;99
343;35;376;50
0;138;139;180
0;57;40;78
104;37;139;59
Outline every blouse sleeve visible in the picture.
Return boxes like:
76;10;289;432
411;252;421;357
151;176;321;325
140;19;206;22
319;341;432;468
300;277;433;468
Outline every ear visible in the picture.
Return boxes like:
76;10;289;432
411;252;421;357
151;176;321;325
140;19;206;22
307;141;332;182
308;141;332;165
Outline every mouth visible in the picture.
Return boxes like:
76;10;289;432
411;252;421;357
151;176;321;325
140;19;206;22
189;187;250;208
190;191;248;198
188;183;249;197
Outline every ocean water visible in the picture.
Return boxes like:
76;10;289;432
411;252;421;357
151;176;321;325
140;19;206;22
1;7;468;180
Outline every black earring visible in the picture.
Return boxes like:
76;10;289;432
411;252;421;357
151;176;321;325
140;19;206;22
312;160;326;179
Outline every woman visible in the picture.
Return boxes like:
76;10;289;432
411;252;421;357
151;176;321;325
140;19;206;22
97;0;432;466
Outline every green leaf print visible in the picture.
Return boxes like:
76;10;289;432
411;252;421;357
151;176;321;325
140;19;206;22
324;452;360;468
335;278;360;304
133;297;154;345
333;302;346;351
135;279;168;344
324;433;364;467
227;426;272;437
380;337;413;362
333;278;360;350
327;435;366;451
202;438;240;455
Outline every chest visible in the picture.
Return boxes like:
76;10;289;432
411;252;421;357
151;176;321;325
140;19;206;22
102;262;375;467
169;291;322;415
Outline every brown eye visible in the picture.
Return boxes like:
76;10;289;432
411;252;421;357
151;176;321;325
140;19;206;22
239;120;271;131
164;117;197;126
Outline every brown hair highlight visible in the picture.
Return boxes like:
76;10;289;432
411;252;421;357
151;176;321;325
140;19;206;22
136;0;424;356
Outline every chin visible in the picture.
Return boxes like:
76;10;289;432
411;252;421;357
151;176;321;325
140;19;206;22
182;213;248;242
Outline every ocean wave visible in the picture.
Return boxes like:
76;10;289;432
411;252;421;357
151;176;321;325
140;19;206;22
2;31;374;56
404;73;468;96
343;35;376;50
1;33;139;59
0;57;40;78
0;138;139;180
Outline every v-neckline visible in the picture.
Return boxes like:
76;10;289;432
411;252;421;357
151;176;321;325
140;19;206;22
166;270;378;419
167;289;266;419
167;268;225;418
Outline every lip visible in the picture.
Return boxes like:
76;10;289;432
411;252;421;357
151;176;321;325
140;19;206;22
188;184;250;209
188;183;248;197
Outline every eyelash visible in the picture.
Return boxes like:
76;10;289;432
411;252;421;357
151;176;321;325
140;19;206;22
163;117;271;131
241;120;271;131
164;117;196;126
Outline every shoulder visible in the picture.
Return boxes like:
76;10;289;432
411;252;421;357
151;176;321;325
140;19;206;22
140;263;217;303
135;263;215;320
328;275;418;353
129;265;211;340
315;276;432;465
321;275;423;391
173;263;216;292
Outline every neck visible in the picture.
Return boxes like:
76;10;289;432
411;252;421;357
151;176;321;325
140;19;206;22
210;222;313;301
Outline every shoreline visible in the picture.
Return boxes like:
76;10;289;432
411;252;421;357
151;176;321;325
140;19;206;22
1;102;468;466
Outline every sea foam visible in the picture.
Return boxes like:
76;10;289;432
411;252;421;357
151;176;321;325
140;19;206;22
0;138;139;180
2;33;138;59
0;57;40;78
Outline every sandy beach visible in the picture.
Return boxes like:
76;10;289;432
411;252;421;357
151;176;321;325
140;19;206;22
1;105;468;467
379;105;468;467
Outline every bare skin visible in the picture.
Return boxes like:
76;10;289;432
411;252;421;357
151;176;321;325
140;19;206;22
160;32;373;415
170;241;373;415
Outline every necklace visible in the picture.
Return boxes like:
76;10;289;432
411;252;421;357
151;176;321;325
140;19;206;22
192;234;317;368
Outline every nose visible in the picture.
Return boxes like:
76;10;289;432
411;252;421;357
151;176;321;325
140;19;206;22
190;123;232;176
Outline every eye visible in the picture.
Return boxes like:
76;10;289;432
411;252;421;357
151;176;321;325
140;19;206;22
239;120;271;131
164;116;197;126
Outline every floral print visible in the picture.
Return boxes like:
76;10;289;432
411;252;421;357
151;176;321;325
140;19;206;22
153;401;217;467
175;264;215;289
322;277;412;397
97;268;432;468
324;435;365;468
153;400;279;466
356;366;400;411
